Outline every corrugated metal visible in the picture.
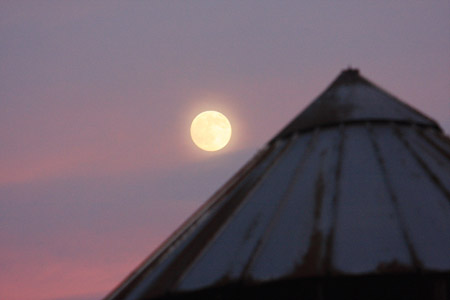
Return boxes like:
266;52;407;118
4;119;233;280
105;70;450;300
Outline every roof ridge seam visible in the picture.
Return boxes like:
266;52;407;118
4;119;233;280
269;120;440;145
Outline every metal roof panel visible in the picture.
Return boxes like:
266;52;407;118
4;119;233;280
104;70;450;300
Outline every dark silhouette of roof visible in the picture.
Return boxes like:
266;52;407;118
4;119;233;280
105;69;450;300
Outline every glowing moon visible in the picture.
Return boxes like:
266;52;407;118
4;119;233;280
190;111;232;151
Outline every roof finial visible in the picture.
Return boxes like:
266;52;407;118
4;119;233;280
343;66;359;76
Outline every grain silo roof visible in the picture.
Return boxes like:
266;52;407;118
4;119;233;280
105;69;450;300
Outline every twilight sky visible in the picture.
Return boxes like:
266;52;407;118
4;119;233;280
1;2;449;300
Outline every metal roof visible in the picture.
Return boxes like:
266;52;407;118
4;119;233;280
105;69;450;300
271;69;440;141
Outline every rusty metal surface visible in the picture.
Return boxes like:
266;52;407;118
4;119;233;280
104;70;450;300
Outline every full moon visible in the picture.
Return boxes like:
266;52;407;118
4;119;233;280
190;111;232;151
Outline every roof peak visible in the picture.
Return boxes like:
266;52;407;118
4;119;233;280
271;69;440;142
340;67;360;77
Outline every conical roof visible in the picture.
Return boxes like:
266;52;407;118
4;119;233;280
105;70;450;300
271;69;439;141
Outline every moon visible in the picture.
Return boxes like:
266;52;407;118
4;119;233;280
190;111;232;151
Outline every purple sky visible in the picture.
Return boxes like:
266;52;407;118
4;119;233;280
1;2;449;300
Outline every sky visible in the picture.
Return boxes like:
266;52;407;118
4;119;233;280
1;2;449;300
